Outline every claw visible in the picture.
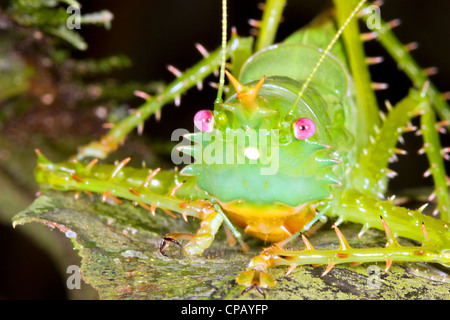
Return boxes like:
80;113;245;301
236;270;275;298
242;285;266;299
159;237;182;257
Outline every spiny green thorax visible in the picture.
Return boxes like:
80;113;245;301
180;73;343;207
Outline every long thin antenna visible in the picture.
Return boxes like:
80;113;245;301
215;0;228;105
287;0;367;117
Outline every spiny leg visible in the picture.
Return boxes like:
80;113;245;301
350;89;425;198
160;203;224;257
354;2;450;221
278;217;449;269
330;189;450;248
235;207;330;298
282;218;448;271
160;201;249;256
359;2;450;123
329;86;450;242
36;151;246;257
36;151;211;221
237;214;450;296
254;0;286;51
336;0;450;167
348;83;450;222
355;3;450;220
419;101;450;221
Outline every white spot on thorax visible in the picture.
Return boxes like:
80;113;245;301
244;147;260;160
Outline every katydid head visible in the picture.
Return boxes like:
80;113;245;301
195;70;322;146
216;70;331;145
182;69;340;211
179;0;352;212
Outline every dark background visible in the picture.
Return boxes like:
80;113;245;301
1;0;450;299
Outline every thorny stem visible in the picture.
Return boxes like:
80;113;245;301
356;4;450;221
75;36;244;161
359;4;450;124
420;103;450;221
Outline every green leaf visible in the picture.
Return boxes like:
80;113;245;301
46;26;87;51
12;192;250;299
12;191;450;300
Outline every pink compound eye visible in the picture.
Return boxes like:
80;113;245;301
293;118;316;140
194;110;214;132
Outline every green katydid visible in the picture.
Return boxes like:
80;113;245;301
28;0;450;297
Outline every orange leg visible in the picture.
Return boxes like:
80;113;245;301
160;204;224;256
